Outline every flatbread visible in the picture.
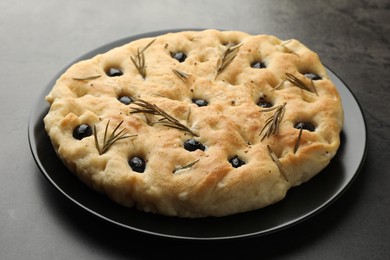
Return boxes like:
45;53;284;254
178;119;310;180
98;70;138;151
44;30;343;217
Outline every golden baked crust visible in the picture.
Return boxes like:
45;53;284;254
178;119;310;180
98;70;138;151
44;30;343;217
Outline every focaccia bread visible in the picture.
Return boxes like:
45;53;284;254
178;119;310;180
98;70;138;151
44;29;343;217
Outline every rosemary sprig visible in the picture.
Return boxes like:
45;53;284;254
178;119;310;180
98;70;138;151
172;68;189;82
259;103;286;141
72;75;101;80
285;73;318;95
267;145;288;182
130;99;198;137
130;39;156;79
216;42;243;76
93;120;135;155
173;159;200;174
293;124;304;154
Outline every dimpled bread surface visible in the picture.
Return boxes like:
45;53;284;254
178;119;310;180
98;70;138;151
44;29;343;217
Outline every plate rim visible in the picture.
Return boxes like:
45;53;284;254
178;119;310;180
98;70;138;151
28;29;367;240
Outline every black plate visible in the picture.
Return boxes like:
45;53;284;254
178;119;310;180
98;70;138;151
28;30;367;240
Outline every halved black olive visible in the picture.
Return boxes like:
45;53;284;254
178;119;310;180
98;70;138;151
294;122;316;132
184;139;206;152
304;73;321;81
129;156;146;173
171;52;187;62
257;97;272;108
73;124;93;140
106;67;123;77
251;61;266;69
118;95;134;105
192;98;208;107
229;156;245;168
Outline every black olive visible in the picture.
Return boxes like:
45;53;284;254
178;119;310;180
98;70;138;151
184;139;206;152
251;61;266;69
172;52;187;62
118;95;134;105
129;157;146;173
73;124;93;140
294;122;316;132
257;97;272;108
229;156;245;168
106;67;123;77
192;98;208;107
304;73;321;81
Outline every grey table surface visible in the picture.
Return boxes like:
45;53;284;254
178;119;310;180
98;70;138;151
1;0;389;259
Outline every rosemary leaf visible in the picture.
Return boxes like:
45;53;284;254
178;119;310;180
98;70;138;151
309;79;318;95
130;99;198;137
293;124;304;154
141;38;156;53
130;52;145;78
267;145;288;182
72;75;101;80
173;159;200;174
172;68;189;82
285;73;318;95
186;107;192;123
280;39;293;46
274;79;286;90
280;40;299;56
259;103;286;141
93;125;100;154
